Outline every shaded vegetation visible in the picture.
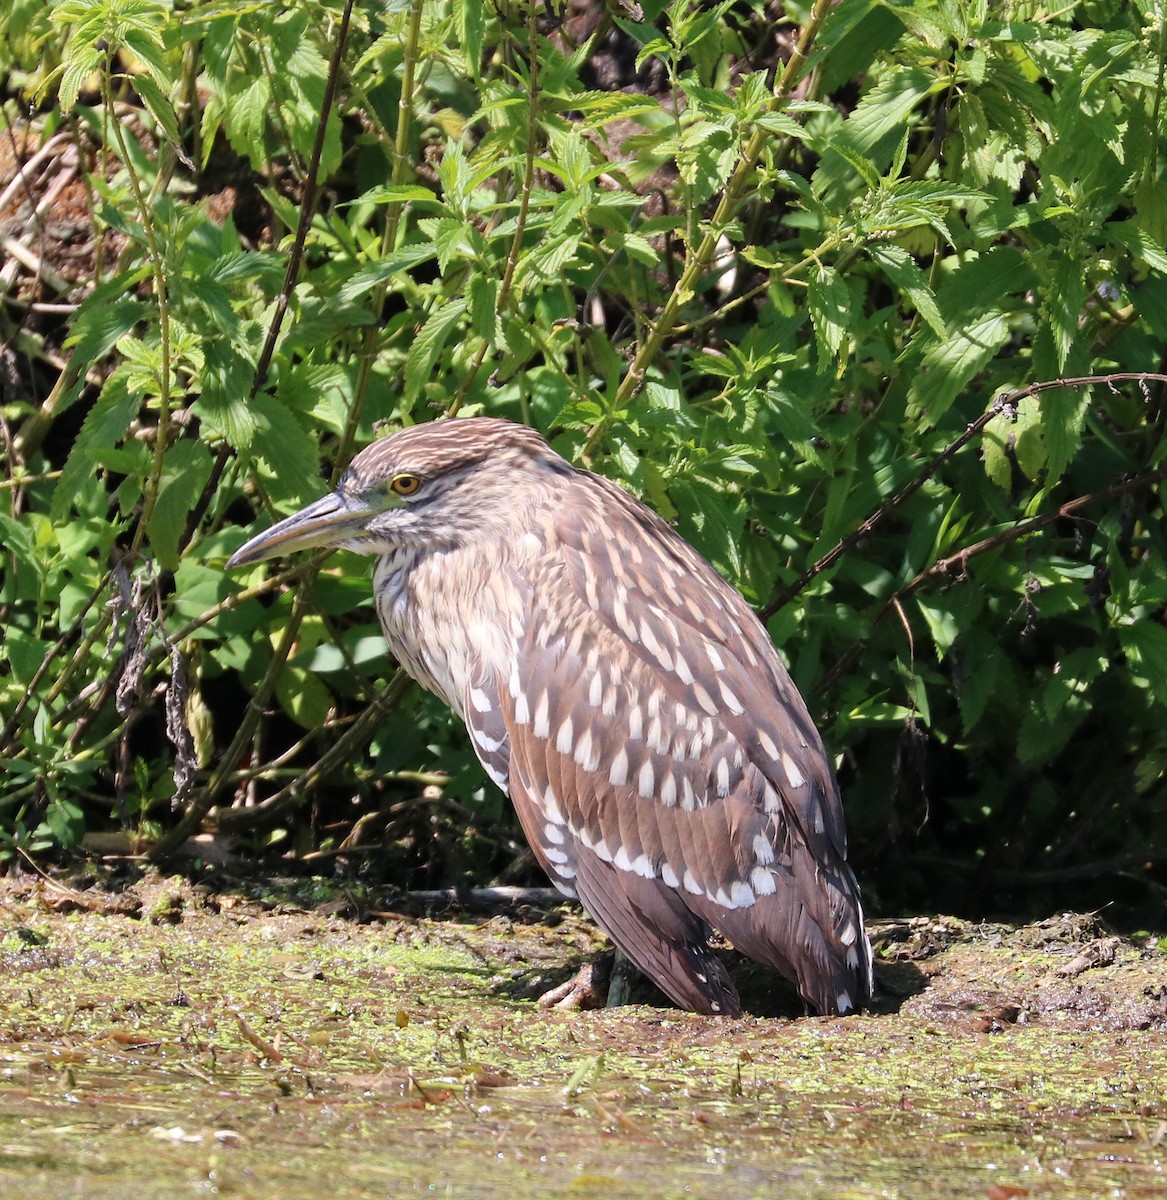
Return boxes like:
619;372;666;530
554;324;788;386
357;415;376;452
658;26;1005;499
0;0;1165;921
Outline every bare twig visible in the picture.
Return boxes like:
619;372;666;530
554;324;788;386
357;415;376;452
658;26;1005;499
763;371;1167;619
815;464;1167;693
250;0;356;396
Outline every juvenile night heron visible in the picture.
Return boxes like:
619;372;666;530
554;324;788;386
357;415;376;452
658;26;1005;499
228;418;873;1016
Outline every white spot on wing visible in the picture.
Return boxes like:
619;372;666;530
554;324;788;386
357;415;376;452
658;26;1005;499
533;691;550;739
661;863;679;888
627;704;643;741
715;757;730;797
682;869;703;895
692;683;718;716
681;778;697;811
752;832;774;865
470;688;492;713
630;853;654;879
555;716;574;755
729;881;755;908
705;643;726;672
543;785;564;822
637;759;655;798
614;845;633;872
612;587;639;643
544;823;565;845
513;692;530;724
608;748;628;787
782;751;806;789
758;730;780;759
762;783;781;812
750;866;777;895
574;728;599;773
566;624;586;659
471;726;503;753
647;716;667;754
589;673;603;709
659;771;677;807
545;847;570;865
719;681;744;715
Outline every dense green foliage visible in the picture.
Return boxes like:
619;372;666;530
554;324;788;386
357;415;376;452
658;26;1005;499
1;0;1164;915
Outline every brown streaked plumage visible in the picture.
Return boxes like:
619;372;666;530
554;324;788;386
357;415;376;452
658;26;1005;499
228;418;873;1016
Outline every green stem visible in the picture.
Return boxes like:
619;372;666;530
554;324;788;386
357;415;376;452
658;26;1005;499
100;67;172;555
583;0;833;459
335;0;425;475
150;582;314;857
448;0;541;418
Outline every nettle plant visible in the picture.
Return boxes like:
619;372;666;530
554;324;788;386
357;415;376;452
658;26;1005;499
1;0;1164;910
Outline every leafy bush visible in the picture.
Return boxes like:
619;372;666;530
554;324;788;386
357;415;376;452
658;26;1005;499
1;0;1164;916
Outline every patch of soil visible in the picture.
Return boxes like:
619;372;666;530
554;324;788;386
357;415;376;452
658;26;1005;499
3;867;1163;1032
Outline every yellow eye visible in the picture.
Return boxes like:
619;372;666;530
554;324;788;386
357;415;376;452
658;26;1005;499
390;473;421;496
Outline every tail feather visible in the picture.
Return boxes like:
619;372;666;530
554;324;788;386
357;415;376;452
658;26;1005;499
571;851;743;1016
695;852;872;1016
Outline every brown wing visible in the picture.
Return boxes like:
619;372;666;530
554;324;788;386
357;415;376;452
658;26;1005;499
491;474;870;1015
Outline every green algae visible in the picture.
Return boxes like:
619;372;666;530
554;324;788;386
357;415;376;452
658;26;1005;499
1;876;1164;1199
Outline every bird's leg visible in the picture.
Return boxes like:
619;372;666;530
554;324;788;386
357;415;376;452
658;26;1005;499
605;948;637;1008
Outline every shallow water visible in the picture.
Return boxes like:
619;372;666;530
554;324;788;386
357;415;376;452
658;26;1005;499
1;882;1164;1198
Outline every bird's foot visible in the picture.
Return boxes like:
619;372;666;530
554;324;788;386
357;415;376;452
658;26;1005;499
536;951;614;1010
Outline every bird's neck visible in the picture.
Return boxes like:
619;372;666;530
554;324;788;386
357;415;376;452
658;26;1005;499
371;537;526;715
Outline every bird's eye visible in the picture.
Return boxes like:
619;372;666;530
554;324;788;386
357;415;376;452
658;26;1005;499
390;473;421;496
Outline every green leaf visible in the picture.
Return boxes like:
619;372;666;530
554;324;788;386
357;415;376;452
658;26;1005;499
350;184;441;208
1040;386;1091;483
250;394;321;506
866;241;946;337
909;312;1011;427
198;340;257;449
468;274;499;343
1119;621;1167;704
1041;252;1087;372
43;797;85;848
64;291;149;364
132;69;183;158
146;439;213;571
404;299;468;402
807;266;852;371
52;373;138;521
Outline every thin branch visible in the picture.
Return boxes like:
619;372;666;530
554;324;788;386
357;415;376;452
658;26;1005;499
250;0;356;397
762;371;1167;619
583;0;834;460
211;671;413;835
815;464;1167;693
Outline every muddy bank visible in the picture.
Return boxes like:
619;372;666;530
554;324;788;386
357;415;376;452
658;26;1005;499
1;870;1164;1199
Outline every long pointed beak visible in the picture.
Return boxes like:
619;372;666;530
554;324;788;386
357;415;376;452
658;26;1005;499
227;491;375;568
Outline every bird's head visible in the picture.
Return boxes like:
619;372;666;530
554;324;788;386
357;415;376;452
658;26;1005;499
227;417;570;568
